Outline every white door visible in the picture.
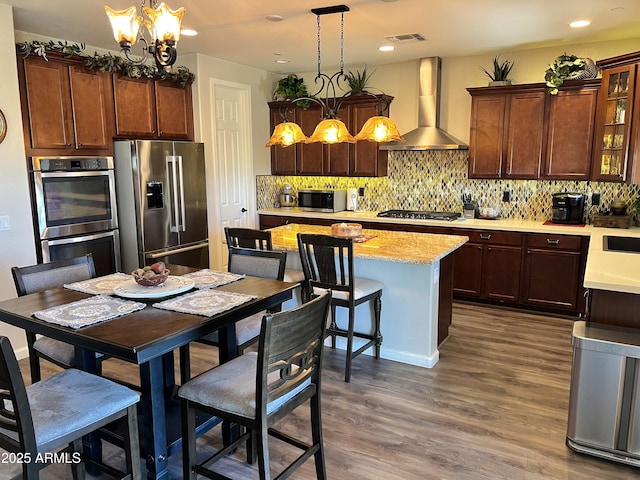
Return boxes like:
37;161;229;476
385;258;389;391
211;80;253;269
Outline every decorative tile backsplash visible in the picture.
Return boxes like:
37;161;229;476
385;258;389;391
256;151;640;223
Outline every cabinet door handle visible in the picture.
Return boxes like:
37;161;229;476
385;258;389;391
480;234;491;240
159;131;164;136
77;143;83;147
67;143;73;147
527;249;531;254
546;239;560;245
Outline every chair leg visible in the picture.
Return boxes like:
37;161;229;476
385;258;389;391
181;401;198;480
71;438;86;480
310;393;327;480
124;405;141;480
256;423;271;480
345;307;355;383
329;304;337;350
374;294;382;359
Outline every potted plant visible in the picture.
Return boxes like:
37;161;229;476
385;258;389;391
480;55;514;86
544;53;598;94
273;74;310;109
346;65;375;94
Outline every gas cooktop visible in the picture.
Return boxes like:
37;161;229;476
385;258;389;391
377;210;461;221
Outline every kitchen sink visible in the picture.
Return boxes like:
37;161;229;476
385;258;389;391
603;235;640;253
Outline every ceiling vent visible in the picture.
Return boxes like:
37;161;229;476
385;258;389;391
384;33;426;44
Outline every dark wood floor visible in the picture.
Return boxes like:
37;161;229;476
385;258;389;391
6;302;640;479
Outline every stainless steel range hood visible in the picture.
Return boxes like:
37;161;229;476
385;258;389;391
381;57;468;151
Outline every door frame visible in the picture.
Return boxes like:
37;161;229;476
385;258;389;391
209;79;254;270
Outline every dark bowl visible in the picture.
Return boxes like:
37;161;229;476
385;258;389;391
132;270;170;287
611;206;627;216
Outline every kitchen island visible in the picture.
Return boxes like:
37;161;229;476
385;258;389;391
268;223;468;368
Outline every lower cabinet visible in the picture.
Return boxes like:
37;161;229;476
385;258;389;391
258;215;589;315
521;234;588;312
452;230;523;302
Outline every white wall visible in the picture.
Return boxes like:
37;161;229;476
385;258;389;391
0;4;38;356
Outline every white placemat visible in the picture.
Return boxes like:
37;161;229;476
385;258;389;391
180;269;245;289
64;273;132;295
33;295;146;329
152;290;256;317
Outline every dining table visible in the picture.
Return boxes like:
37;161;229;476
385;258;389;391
0;264;297;480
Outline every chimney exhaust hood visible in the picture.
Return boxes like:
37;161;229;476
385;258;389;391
381;57;468;151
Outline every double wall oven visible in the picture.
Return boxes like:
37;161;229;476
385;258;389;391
29;156;120;276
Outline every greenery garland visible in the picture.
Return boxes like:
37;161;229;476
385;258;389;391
16;40;196;87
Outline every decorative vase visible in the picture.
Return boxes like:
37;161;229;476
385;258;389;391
569;58;599;80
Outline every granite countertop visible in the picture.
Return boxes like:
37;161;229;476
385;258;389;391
260;208;640;294
268;223;468;265
259;208;595;236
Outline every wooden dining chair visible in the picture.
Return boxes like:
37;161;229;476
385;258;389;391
297;233;383;382
225;226;306;284
195;247;287;353
179;291;331;480
0;335;141;479
10;254;104;383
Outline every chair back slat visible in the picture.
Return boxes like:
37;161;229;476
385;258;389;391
228;247;287;281
11;254;96;296
257;293;330;411
225;227;273;250
297;234;353;295
0;337;37;454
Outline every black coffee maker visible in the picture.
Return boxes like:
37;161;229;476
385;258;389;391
552;192;586;224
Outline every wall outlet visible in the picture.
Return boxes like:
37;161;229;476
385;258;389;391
0;216;10;231
592;193;601;205
502;190;511;202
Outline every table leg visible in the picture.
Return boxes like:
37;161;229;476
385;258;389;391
139;355;170;480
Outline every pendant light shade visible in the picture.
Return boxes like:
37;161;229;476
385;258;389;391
104;6;142;46
266;122;308;147
354;116;404;142
143;2;185;43
307;118;356;144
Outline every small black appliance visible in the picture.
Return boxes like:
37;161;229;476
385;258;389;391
552;193;586;224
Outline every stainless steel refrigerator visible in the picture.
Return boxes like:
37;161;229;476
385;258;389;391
114;140;209;273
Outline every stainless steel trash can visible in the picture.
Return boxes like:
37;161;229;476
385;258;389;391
567;321;640;467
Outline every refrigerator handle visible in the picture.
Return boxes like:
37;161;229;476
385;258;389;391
177;155;186;232
167;156;183;233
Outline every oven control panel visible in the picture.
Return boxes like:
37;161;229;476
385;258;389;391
31;156;114;172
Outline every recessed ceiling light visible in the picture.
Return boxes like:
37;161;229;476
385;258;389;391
569;19;591;28
181;28;198;36
267;14;284;22
275;59;290;64
611;6;624;12
379;45;395;52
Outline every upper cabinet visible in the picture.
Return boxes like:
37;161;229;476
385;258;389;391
467;80;600;181
268;94;391;177
18;53;114;156
591;52;640;183
113;74;194;140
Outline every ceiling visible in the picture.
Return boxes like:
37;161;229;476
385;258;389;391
7;0;640;73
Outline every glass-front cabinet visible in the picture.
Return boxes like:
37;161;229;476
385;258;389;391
592;53;640;183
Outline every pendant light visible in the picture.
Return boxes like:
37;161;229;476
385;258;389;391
266;4;402;147
104;0;185;71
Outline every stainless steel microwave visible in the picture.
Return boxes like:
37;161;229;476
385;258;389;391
298;189;347;212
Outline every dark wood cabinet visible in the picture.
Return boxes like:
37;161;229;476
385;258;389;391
592;52;640;183
113;74;194;140
452;229;522;302
521;233;588;312
268;95;391;177
543;84;598;180
468;80;600;180
18;54;114;156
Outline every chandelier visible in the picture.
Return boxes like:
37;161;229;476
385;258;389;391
104;0;185;71
266;4;403;147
